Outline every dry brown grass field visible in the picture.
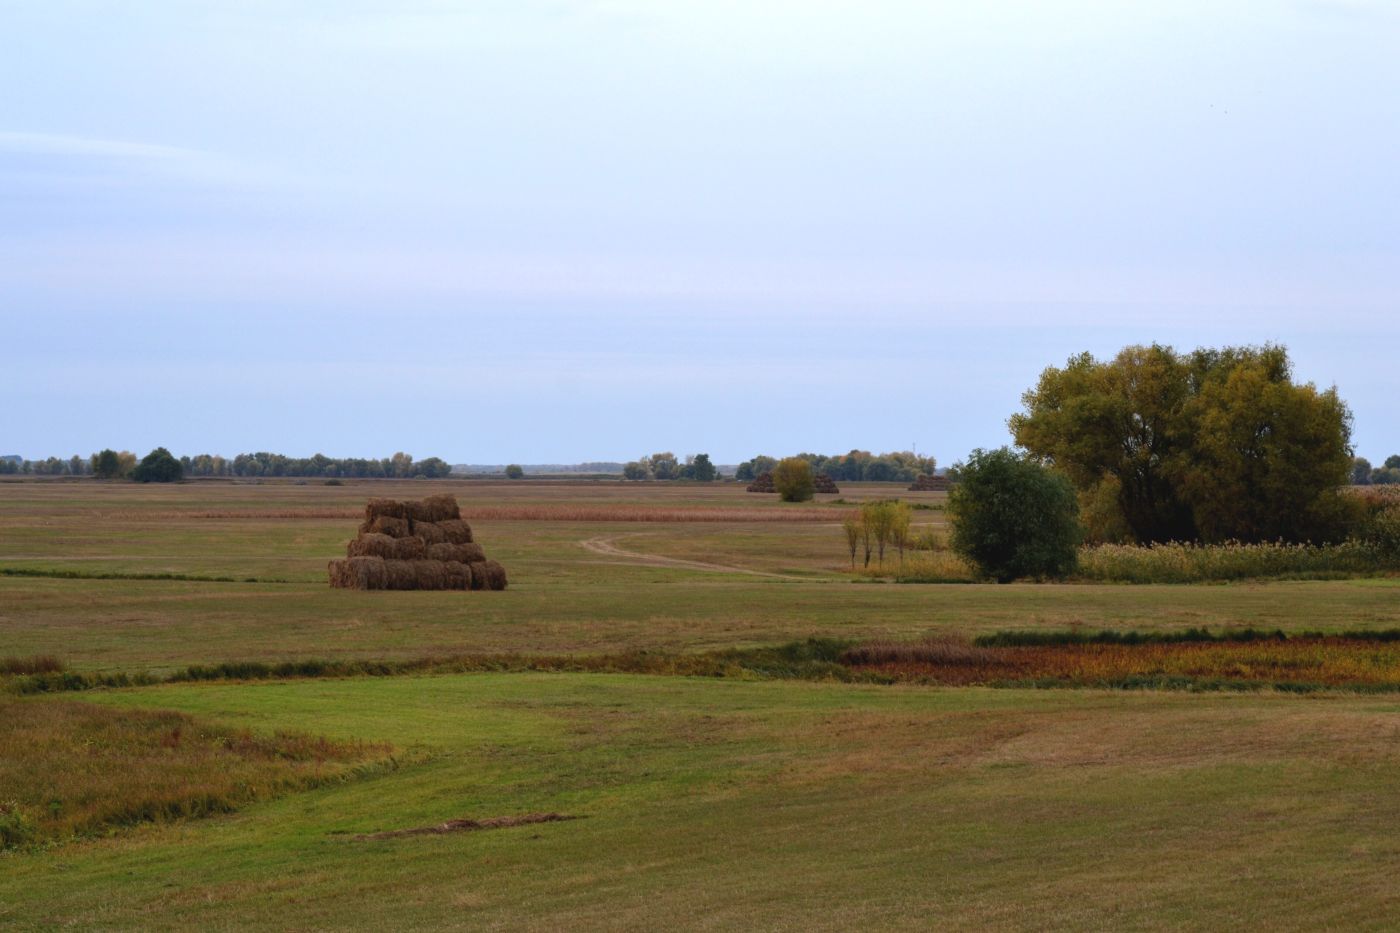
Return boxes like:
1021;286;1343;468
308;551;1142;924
5;476;1400;930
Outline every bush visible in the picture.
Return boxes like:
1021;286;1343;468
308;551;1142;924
947;448;1081;582
504;464;524;479
131;447;183;483
773;457;814;502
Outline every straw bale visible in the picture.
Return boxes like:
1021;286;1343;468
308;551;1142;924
348;533;426;560
746;472;776;493
359;515;411;538
436;519;474;544
412;521;449;545
426;542;485;564
413;559;453;591
382;559;419;590
364;498;410;522
443;561;472;591
469;559;508;591
405;494;461;524
328;556;388;590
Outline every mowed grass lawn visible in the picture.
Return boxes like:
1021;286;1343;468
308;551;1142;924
4;675;1400;930
6;478;1400;930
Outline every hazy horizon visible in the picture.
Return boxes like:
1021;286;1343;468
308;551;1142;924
5;2;1397;464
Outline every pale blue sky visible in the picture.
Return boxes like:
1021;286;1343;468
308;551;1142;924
3;1;1397;464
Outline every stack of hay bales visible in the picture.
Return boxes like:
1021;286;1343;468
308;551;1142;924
746;471;776;493
328;494;507;591
909;474;952;492
813;473;839;494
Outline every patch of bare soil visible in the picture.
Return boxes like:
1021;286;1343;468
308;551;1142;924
353;812;579;841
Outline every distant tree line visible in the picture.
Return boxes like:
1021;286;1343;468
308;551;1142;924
622;452;717;481
734;450;936;483
0;450;452;480
1353;456;1400;486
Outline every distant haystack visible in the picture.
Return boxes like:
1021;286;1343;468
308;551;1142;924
909;474;953;492
328;495;507;591
746;472;775;493
748;470;839;494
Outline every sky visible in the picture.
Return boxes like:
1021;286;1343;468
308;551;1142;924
2;0;1397;465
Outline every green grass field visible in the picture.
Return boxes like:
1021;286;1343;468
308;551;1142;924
5;478;1400;930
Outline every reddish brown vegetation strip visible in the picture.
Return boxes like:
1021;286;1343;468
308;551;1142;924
0;696;393;849
842;636;1400;689
353;812;579;841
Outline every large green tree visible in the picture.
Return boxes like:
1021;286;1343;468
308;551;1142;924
1010;344;1354;543
947;448;1081;582
131;447;183;483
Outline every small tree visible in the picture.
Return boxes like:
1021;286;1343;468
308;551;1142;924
92;449;122;479
890;502;912;568
650;452;679;480
947;448;1081;583
504;464;524;479
622;461;648;481
841;515;861;569
690;453;717;482
861;500;896;566
1353;457;1374;486
131;447;183;483
773;457;815;502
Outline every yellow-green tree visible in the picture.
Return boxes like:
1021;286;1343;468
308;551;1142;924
1012;344;1353;544
773;457;814;502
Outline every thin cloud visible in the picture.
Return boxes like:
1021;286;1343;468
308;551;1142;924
0;131;203;162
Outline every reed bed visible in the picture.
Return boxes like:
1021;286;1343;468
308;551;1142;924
853;540;1398;583
1077;540;1397;583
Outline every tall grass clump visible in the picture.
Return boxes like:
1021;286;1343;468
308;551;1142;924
0;696;393;849
1077;540;1397;584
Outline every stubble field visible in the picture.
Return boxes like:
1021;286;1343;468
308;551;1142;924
3;477;1400;930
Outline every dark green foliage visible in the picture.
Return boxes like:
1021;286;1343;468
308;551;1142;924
947;448;1081;582
131;447;183;483
685;453;717;482
504;464;524;479
91;449;123;479
735;450;932;483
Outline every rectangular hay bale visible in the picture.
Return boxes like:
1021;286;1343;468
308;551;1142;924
425;542;485;564
359;515;412;538
328;556;388;590
405;494;461;524
347;533;426;560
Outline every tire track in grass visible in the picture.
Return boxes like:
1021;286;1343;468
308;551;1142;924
579;534;792;579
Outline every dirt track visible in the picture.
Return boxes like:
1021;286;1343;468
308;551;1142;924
579;534;790;578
